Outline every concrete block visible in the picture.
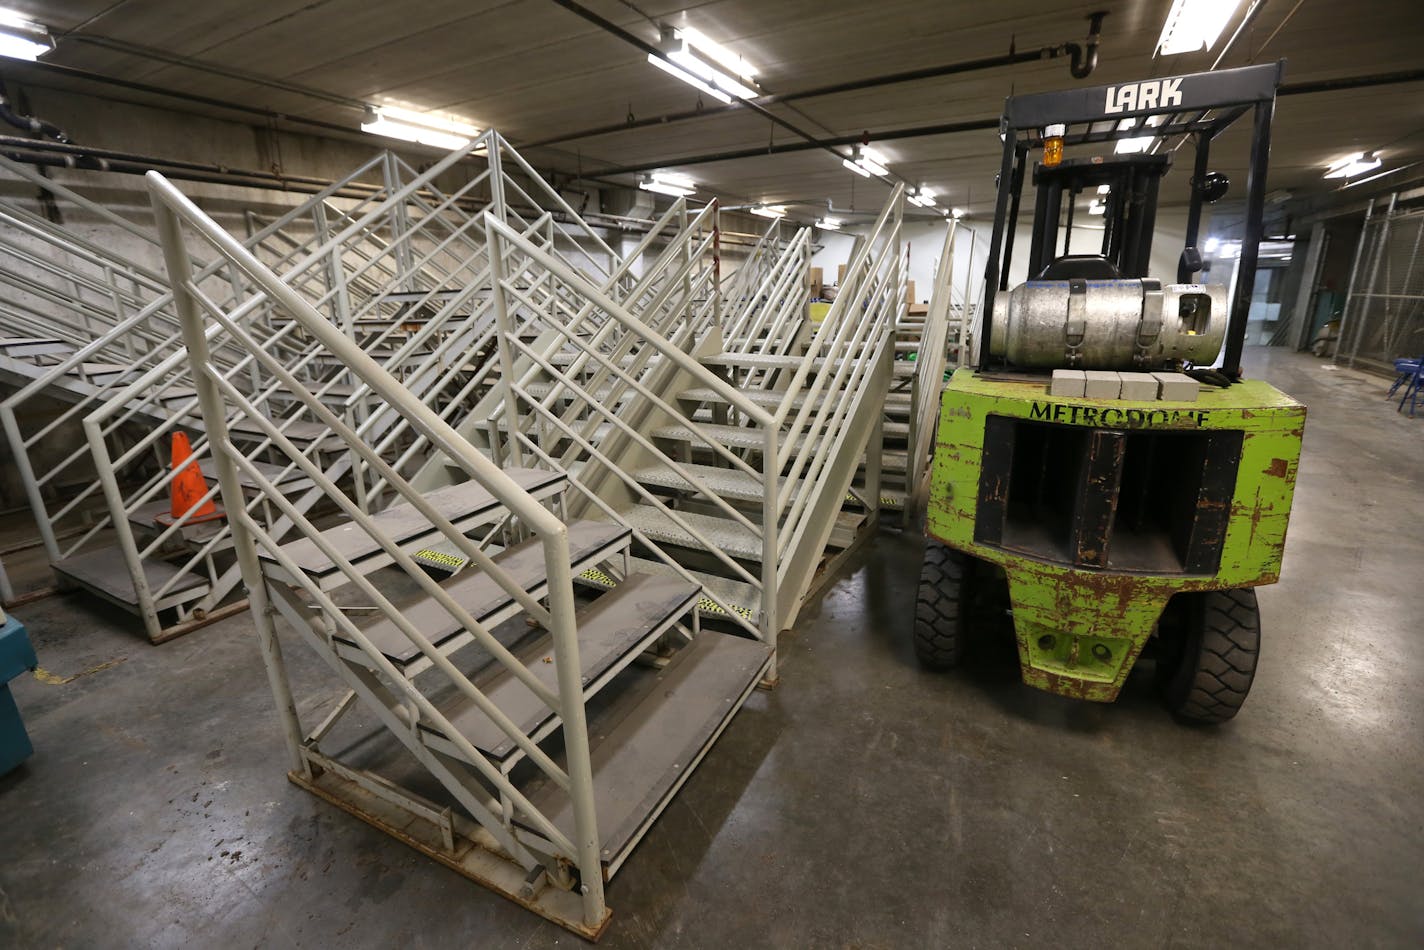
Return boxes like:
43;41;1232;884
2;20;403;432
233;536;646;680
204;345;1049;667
1082;370;1121;399
1118;372;1160;401
1152;371;1201;402
1050;369;1086;398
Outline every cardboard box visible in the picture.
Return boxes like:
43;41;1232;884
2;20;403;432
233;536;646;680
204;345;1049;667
837;263;846;285
807;266;823;298
905;280;916;304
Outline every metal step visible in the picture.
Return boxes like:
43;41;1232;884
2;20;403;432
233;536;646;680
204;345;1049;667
0;337;72;358
207;458;317;496
652;418;906;450
700;352;914;378
418;573;699;764
650;422;776;452
523;381;620;404
494;417;615;443
260;468;566;590
631;463;783;504
72;361;134;386
677;386;911;413
619;503;861;561
683;409;909;439
515;630;771;875
847;485;906;510
620;504;763;561
126;499;226;545
330;520;630;672
624;556;760;625
52;546;210;613
228;417;347;452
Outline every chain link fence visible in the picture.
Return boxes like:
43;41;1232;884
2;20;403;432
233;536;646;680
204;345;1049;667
1336;206;1424;372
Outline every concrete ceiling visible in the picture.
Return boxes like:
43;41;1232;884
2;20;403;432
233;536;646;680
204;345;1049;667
4;0;1424;221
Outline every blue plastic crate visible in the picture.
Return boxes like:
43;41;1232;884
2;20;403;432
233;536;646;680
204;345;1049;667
0;615;37;776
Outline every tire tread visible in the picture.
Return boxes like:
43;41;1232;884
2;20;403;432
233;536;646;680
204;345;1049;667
913;542;967;669
1164;588;1260;724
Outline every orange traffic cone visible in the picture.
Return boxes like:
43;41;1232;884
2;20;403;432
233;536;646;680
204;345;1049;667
167;431;224;524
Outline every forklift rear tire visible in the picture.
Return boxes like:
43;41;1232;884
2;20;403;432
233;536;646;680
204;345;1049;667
913;541;969;670
1160;588;1261;724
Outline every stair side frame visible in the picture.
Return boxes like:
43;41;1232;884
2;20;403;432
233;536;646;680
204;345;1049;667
150;170;611;931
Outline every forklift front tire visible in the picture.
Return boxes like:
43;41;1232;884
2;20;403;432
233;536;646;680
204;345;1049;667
914;541;969;670
1160;588;1261;724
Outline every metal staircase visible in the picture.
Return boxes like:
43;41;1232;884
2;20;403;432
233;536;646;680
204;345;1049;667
0;132;616;638
135;126;912;933
150;168;771;939
475;185;907;650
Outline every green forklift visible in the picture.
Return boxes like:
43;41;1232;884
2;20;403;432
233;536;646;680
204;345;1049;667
914;62;1305;723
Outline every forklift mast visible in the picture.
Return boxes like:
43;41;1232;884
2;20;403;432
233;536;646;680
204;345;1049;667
1026;153;1171;280
981;61;1285;379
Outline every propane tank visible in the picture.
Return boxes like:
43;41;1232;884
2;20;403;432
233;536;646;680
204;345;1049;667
989;278;1227;370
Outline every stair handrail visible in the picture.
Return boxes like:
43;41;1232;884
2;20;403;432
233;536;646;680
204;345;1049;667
149;168;610;930
722;217;786;313
722;226;813;355
905;220;960;523
483;211;781;648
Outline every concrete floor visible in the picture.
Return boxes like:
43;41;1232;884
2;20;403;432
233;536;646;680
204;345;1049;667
2;348;1421;948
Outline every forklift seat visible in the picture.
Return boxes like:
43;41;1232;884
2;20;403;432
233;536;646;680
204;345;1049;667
1036;254;1122;281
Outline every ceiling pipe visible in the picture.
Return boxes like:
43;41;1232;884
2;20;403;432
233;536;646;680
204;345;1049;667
8;59;369;139
1278;67;1424;96
0;142;770;247
571;68;1424;180
573;117;1001;179
0;133;360;190
0;80;69;143
544;0;864;177
526;11;1109;151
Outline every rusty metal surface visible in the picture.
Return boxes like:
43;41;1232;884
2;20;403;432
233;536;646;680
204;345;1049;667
289;769;612;943
925;370;1305;702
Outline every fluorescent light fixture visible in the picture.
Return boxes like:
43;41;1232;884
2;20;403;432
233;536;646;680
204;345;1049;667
640;171;696;198
649;26;759;102
1324;151;1382;179
1114;116;1162;154
362;105;480;150
1203;237;1221;253
0;8;52;61
843;146;889;178
750;205;786;219
816;217;842;230
1115;136;1154;154
676;27;757;80
909;186;938;208
1097;184;1112;195
842;157;871;178
858;147;889;176
647;54;733;104
1156;0;1244;56
1088;200;1106;215
950;207;966;220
